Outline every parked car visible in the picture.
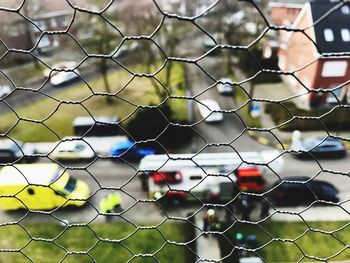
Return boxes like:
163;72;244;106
291;136;346;159
217;78;234;95
50;69;80;86
0;139;37;163
0;85;12;98
109;140;155;160
43;61;77;78
113;42;141;58
197;99;223;123
270;177;339;206
50;139;96;161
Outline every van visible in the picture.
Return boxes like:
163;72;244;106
0;164;90;210
139;151;283;204
149;168;237;204
73;116;122;137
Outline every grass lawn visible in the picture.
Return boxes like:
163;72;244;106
0;63;187;142
220;221;350;262
0;222;189;263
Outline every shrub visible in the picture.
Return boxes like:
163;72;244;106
123;103;193;149
265;102;350;131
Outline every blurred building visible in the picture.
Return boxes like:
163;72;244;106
269;2;303;26
1;1;74;53
278;0;350;109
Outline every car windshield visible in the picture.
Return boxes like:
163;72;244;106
74;143;86;152
9;141;24;154
64;177;77;193
302;138;320;149
303;137;341;149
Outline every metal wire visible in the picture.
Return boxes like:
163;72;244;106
0;0;350;262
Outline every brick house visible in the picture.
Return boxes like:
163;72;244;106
263;2;304;59
269;2;304;26
1;1;74;53
278;0;350;109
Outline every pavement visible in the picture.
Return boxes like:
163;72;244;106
195;215;222;262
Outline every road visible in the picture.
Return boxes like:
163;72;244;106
1;44;350;225
186;56;271;153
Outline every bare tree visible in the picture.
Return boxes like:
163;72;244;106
73;2;121;103
117;0;170;103
21;1;46;69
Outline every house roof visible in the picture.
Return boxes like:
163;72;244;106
310;1;350;53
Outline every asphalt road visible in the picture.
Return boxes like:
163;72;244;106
1;47;350;224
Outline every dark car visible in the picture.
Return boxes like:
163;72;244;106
291;136;346;159
270;177;339;206
109;140;155;160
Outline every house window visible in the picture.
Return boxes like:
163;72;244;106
51;18;58;28
33;20;47;32
341;6;350;15
57;15;70;27
7;23;25;37
327;85;344;104
341;29;350;42
324;29;334;42
37;35;50;48
321;61;348;77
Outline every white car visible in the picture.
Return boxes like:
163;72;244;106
0;85;12;98
197;99;223;123
113;42;140;58
50;69;80;86
217;78;233;95
43;61;77;78
50;140;96;161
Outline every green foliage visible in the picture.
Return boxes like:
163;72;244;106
123;63;191;149
265;102;350;131
123;102;193;149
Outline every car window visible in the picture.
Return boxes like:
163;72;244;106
64;177;77;193
74;144;86;152
316;144;336;152
117;147;129;152
0;150;14;157
303;138;319;149
319;184;337;195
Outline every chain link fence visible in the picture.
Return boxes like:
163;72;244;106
0;0;350;262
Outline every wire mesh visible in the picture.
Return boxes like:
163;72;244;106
0;0;350;262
